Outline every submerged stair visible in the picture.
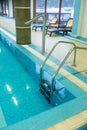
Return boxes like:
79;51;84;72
39;40;87;106
39;78;71;106
40;79;51;103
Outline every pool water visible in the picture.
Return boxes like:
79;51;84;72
0;39;75;127
0;28;87;130
0;41;52;125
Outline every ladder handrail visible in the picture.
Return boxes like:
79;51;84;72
25;14;46;53
40;40;87;105
51;45;87;94
40;40;77;80
51;47;75;90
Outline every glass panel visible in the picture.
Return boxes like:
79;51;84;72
36;0;74;24
61;0;74;24
47;0;59;23
0;0;9;16
36;0;59;23
36;0;45;23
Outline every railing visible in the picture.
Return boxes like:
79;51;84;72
40;40;77;79
51;47;74;88
40;40;87;93
25;15;46;53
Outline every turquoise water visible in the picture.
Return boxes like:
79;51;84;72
0;41;52;125
0;40;76;127
0;30;87;130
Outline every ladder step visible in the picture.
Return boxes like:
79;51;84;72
40;87;50;97
40;79;51;103
40;79;65;106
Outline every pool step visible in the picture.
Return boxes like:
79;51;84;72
40;79;51;103
40;79;62;106
40;79;70;106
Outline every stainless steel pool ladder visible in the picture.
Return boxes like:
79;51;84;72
40;40;87;105
40;41;77;104
40;40;77;79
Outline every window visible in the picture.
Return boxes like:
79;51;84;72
0;0;9;16
35;0;75;24
36;0;45;23
47;0;59;22
61;0;74;24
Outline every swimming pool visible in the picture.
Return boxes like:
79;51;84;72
0;37;53;125
0;28;87;130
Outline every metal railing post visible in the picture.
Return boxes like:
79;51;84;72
42;15;46;53
73;46;77;66
25;15;46;53
51;47;75;89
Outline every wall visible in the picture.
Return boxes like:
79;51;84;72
72;0;81;37
31;0;33;18
78;0;87;38
0;1;33;36
8;0;14;17
72;0;87;42
0;16;16;34
0;2;2;14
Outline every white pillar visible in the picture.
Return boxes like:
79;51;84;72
0;2;2;14
8;0;13;17
31;0;33;18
